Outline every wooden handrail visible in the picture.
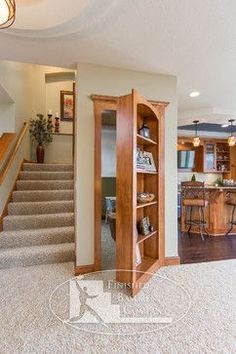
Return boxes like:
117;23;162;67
0;122;29;185
0;132;15;163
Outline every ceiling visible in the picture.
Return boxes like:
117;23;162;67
0;0;236;122
178;123;234;134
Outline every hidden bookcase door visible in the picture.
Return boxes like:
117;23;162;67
116;89;168;296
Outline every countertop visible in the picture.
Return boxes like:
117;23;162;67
178;184;236;192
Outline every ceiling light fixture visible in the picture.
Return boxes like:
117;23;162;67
193;120;200;147
189;91;200;98
228;119;236;147
0;0;16;29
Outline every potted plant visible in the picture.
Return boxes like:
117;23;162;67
29;114;53;163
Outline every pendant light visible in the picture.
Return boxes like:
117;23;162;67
228;119;236;147
0;0;16;29
193;120;200;147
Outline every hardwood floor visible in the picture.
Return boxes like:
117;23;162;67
178;228;236;264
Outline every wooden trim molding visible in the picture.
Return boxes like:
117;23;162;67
74;264;95;275
0;133;15;163
91;94;169;108
164;256;180;266
0;122;29;185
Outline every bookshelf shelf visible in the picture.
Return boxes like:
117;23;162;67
137;134;157;146
137;201;157;209
137;230;158;244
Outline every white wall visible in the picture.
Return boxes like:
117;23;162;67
0;103;15;135
76;63;178;266
45;78;73;135
0;61;32;215
0;61;33;133
102;126;116;177
29;65;75;163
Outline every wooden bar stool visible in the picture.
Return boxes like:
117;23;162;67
225;191;236;237
181;181;209;241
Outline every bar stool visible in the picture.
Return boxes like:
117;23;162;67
181;181;209;241
225;191;236;237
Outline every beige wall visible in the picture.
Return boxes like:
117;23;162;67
45;80;73;135
30;65;75;163
76;63;178;266
0;61;75;215
0;61;33;133
0;61;32;215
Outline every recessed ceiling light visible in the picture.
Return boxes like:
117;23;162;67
221;124;229;128
189;91;200;98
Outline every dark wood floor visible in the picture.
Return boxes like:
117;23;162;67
178;229;236;264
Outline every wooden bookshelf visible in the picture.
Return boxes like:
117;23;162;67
116;89;168;296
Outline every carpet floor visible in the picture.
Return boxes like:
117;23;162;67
0;260;235;353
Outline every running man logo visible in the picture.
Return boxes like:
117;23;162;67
50;270;192;336
66;275;172;325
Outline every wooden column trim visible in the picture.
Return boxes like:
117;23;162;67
164;256;180;266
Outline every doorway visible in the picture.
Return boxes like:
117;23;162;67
101;110;117;269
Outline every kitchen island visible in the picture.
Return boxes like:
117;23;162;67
181;186;236;236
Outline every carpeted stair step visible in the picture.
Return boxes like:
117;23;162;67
16;180;73;190
8;200;74;215
0;243;75;269
18;171;74;180
23;163;73;172
0;226;74;248
3;213;74;231
12;190;74;202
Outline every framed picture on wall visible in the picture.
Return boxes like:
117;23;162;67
60;90;74;121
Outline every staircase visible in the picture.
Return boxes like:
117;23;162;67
0;163;75;269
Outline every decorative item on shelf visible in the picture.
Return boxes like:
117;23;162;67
136;147;145;170
29;114;53;163
136;148;157;172
137;216;154;236
138;122;150;139
215;177;224;187
0;0;16;29
193;120;200;147
191;174;196;182
228;119;236;146
47;110;53;125
55;113;60;133
143;151;156;172
137;193;155;204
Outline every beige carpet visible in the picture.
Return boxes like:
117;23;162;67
0;260;236;353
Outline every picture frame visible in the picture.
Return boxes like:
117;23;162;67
143;151;157;172
137;216;151;236
60;90;75;121
136;148;157;172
